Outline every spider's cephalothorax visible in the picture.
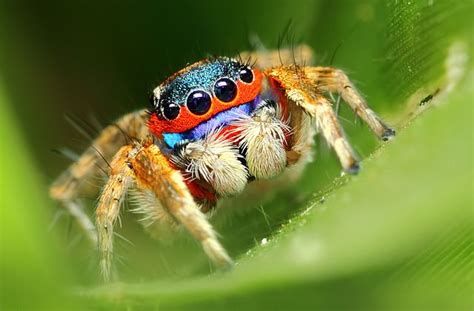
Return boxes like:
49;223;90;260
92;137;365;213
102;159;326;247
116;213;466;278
49;45;395;281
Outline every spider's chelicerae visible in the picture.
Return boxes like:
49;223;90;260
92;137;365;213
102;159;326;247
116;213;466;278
50;45;395;281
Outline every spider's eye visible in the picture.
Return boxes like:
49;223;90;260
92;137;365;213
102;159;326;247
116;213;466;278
160;100;180;120
186;90;212;115
214;78;237;102
239;67;253;83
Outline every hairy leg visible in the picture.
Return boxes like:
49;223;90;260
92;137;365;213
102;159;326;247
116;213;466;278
304;67;395;140
50;109;149;244
96;145;135;281
266;66;360;173
314;98;360;172
130;141;233;270
96;139;232;281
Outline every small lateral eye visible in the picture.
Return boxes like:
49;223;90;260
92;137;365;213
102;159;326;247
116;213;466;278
186;90;212;115
214;78;237;102
160;100;180;120
239;67;253;83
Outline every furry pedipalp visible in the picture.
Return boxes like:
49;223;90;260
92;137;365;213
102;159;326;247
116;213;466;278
171;128;248;197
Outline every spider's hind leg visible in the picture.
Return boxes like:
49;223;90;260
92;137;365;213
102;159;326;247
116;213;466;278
49;109;149;245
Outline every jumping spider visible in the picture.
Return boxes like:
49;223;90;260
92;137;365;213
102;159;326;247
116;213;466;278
50;45;395;281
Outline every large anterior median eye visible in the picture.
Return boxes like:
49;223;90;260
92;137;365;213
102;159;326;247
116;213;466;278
160;100;180;120
214;78;237;102
186;90;212;115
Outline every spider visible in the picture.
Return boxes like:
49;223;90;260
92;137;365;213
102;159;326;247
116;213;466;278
49;45;395;281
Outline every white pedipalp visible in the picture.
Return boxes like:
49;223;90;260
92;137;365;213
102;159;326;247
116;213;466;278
171;127;248;197
231;100;291;179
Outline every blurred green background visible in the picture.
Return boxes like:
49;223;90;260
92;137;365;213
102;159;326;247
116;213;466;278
0;0;472;310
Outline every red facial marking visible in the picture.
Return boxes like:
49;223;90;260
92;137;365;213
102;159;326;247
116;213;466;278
148;69;263;137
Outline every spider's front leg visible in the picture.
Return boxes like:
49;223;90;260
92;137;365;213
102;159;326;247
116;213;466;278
97;139;232;281
304;67;396;140
266;66;394;173
49;110;149;244
95;145;135;281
